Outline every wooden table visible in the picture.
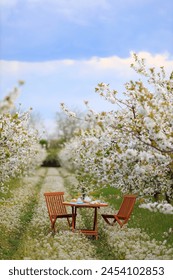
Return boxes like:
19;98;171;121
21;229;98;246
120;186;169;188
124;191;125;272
63;201;108;240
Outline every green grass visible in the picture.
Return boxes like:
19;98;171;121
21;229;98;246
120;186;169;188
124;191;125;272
61;171;172;251
130;207;173;244
1;198;37;259
0;178;22;201
91;186;121;204
80;207;119;259
91;186;173;247
0;197;38;259
0;173;46;260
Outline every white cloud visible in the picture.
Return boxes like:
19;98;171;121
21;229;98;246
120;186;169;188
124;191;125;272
1;51;172;80
135;51;173;69
1;51;173;133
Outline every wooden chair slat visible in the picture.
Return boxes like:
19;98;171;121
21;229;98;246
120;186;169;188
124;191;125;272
44;192;73;233
102;194;136;227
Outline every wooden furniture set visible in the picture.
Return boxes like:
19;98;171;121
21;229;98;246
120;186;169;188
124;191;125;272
44;192;136;239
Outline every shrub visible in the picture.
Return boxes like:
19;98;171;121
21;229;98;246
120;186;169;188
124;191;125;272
41;149;61;167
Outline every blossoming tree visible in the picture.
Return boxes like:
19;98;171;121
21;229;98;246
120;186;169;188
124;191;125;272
0;82;45;191
60;54;173;202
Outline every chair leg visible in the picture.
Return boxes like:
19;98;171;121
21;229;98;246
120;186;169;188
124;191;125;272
111;219;118;226
51;219;56;234
102;215;116;226
67;217;71;227
102;215;123;226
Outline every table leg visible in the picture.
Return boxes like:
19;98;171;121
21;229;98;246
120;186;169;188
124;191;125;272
71;206;76;232
74;207;77;229
71;206;99;239
93;207;98;239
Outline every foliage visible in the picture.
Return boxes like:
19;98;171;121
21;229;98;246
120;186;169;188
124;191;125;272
39;139;48;149
41;149;61;167
41;138;64;167
60;53;173;203
49;138;65;149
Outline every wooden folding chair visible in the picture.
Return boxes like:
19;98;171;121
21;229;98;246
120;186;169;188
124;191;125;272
102;194;136;227
44;192;73;233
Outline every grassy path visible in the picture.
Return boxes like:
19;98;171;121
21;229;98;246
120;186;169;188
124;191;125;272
0;167;173;260
0;168;47;259
11;168;96;260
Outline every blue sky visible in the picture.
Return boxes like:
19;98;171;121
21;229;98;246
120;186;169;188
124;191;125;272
0;0;173;135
